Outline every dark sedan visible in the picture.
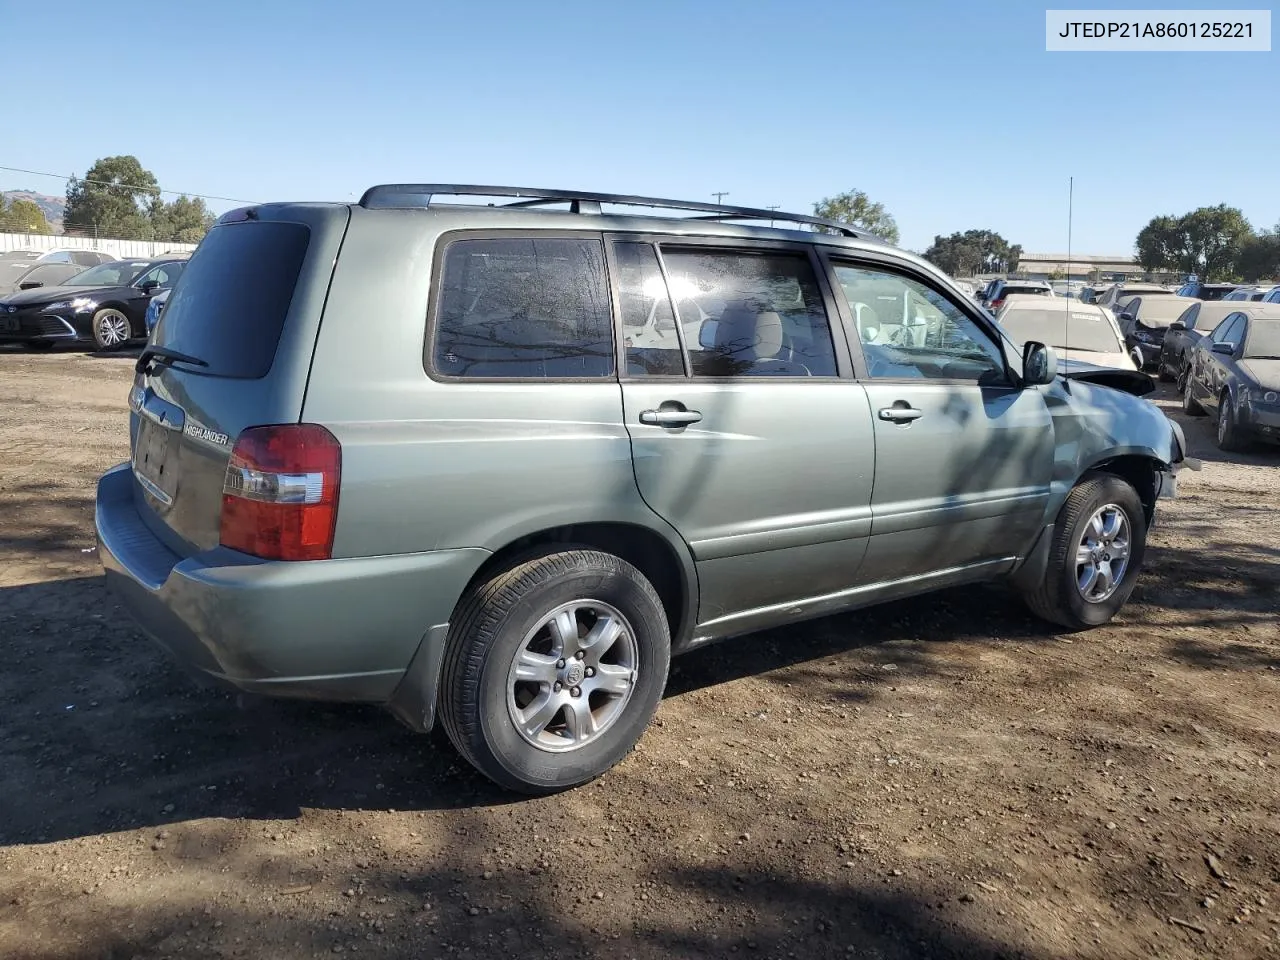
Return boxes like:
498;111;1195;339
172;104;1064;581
1158;300;1256;390
0;257;186;350
1182;306;1280;450
1115;295;1198;371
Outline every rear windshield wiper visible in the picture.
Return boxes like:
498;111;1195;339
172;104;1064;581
136;345;210;375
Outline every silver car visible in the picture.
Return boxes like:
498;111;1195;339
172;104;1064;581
95;185;1194;794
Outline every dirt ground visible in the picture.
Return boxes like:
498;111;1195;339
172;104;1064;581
0;346;1276;960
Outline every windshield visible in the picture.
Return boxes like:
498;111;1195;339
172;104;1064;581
1244;321;1280;359
1000;307;1122;353
1136;299;1192;326
64;261;151;287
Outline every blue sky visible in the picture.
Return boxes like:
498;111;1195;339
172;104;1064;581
3;0;1276;254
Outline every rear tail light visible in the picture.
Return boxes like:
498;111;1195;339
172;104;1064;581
219;424;341;561
990;298;1004;311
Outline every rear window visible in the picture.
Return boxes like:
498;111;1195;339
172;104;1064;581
431;237;614;379
999;307;1121;353
1000;285;1050;297
152;221;310;378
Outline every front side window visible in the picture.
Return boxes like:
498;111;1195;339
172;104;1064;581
1178;304;1200;330
834;264;1007;383
1211;315;1245;347
657;248;838;378
138;262;183;288
433;237;613;379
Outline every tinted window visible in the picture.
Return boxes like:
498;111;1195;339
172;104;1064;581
1179;304;1200;329
433;238;613;379
138;261;183;288
71;251;103;266
613;242;684;376
43;251;72;263
658;249;837;378
152;222;309;379
1213;315;1245;347
835;264;1006;383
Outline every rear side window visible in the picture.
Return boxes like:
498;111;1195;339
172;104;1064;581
659;249;838;378
153;222;309;378
432;237;613;379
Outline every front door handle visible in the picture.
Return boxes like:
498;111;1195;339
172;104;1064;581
878;405;924;423
640;406;702;427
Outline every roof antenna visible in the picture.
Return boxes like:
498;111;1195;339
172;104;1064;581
1065;175;1073;365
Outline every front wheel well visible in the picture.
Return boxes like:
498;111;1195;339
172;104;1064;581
1085;456;1161;525
460;523;690;646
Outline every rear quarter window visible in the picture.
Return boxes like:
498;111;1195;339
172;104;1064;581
431;237;614;379
152;222;310;379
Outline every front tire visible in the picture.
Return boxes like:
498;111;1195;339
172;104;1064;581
1216;392;1249;452
1157;353;1174;382
439;548;671;794
1182;379;1204;416
92;308;132;351
1023;473;1148;630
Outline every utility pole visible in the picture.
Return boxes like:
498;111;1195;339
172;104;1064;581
767;204;780;227
712;191;729;206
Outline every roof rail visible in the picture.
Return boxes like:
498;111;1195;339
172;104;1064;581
356;184;876;240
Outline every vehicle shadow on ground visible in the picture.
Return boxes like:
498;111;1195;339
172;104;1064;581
39;821;1047;960
0;570;1059;847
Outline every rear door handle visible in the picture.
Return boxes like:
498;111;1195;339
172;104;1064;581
878;406;924;423
640;407;703;427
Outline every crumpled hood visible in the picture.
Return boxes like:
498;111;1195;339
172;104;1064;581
1057;357;1154;396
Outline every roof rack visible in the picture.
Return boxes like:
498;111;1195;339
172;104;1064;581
357;184;875;240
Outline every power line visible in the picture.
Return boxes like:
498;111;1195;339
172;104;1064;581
0;164;258;206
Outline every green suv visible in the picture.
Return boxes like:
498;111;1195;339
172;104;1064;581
96;185;1193;793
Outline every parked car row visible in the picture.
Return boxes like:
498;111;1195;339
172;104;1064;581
1181;306;1280;450
0;247;117;296
0;253;188;350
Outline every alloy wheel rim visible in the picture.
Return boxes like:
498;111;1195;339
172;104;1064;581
98;311;129;346
1219;402;1230;443
1075;504;1131;603
505;599;638;753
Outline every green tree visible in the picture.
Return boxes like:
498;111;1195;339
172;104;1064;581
1134;205;1254;280
1236;226;1280;283
923;229;1021;276
813;189;900;245
0;198;52;234
149;194;215;244
64;155;160;240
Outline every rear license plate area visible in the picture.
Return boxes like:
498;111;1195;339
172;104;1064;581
133;416;178;504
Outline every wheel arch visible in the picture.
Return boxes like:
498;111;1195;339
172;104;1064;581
1081;454;1162;526
457;520;698;652
93;301;143;338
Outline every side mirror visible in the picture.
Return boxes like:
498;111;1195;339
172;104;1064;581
139;280;159;294
1118;312;1134;322
698;319;719;350
1168;321;1185;331
1022;341;1058;385
18;281;43;290
1211;341;1235;355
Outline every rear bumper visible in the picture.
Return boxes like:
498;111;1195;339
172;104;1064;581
95;463;489;710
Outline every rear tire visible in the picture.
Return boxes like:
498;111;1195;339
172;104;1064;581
1023;473;1147;631
1157;354;1174;382
439;547;671;794
92;308;133;351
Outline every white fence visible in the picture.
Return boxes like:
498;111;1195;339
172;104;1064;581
0;232;198;259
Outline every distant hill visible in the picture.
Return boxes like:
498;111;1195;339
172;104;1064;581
1;189;66;232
